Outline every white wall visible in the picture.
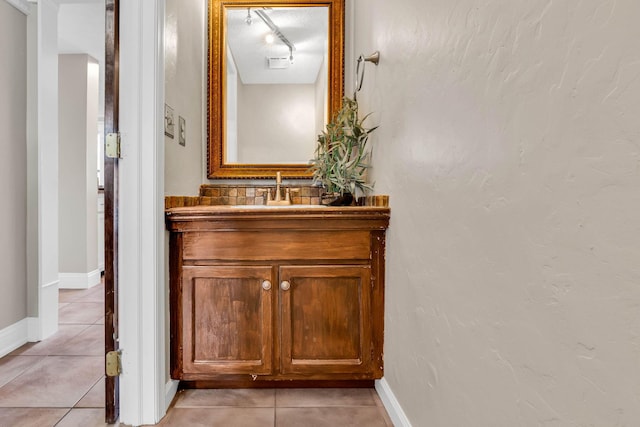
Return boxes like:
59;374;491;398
57;1;105;121
164;0;204;196
353;0;640;425
314;56;327;137
225;45;239;163
237;83;316;164
27;0;59;339
58;54;100;288
0;0;28;330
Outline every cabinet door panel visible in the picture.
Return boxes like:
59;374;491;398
280;265;372;375
182;266;274;376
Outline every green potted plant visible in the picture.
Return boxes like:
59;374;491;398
309;96;378;205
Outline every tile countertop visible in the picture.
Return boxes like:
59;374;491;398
165;204;390;216
164;194;389;210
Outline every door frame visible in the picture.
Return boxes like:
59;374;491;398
113;0;176;424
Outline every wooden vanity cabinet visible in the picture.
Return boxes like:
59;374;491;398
180;265;275;376
166;206;390;386
279;264;373;376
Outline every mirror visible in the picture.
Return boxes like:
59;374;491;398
208;0;344;179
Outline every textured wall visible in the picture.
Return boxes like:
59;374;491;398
353;0;640;425
164;0;205;195
0;0;28;329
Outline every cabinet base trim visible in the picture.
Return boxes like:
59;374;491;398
375;378;413;427
180;379;375;389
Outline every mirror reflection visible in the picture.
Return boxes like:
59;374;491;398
224;6;329;165
208;0;343;179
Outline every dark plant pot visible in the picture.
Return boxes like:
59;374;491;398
322;192;353;206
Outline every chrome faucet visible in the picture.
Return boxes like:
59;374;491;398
266;172;291;205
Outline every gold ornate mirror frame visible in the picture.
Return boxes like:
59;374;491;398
207;0;345;179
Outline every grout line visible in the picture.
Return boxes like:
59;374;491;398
0;355;48;389
73;375;104;408
274;405;379;409
173;405;276;409
52;408;74;427
0;287;107;423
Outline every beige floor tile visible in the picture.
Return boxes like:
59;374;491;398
153;407;274;427
59;302;103;324
55;408;118;427
0;356;103;407
372;390;394;426
276;388;377;407
76;377;105;408
0;356;45;387
0;407;69;427
174;388;275;408
74;284;105;303
54;324;104;356
9;325;89;356
276;407;389;427
59;289;86;303
76;293;105;304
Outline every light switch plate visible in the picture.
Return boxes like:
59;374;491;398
164;104;174;138
178;116;186;146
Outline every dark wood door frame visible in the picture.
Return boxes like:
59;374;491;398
104;0;119;423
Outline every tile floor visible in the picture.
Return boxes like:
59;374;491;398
0;282;107;426
0;282;393;427
152;387;393;427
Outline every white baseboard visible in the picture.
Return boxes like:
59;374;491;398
165;379;179;412
59;269;101;289
27;317;40;342
40;280;59;340
0;318;29;357
376;378;413;427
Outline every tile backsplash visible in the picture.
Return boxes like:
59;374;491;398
165;185;389;209
165;184;321;209
199;184;322;206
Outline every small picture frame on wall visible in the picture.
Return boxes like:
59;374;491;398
164;104;175;138
178;116;186;146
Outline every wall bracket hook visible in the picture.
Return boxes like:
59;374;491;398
355;51;380;99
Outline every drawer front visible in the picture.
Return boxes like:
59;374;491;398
183;230;370;261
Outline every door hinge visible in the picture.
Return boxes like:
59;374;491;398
106;349;122;377
105;132;122;159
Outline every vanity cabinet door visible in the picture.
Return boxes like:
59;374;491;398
279;265;374;376
181;265;275;377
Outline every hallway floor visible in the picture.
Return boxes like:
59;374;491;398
0;282;107;426
0;282;393;426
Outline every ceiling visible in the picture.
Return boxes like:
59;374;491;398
226;6;328;85
53;2;328;114
57;0;105;117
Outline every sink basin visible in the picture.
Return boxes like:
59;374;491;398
229;204;325;209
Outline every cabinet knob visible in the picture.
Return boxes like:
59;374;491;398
280;280;291;291
262;280;272;291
